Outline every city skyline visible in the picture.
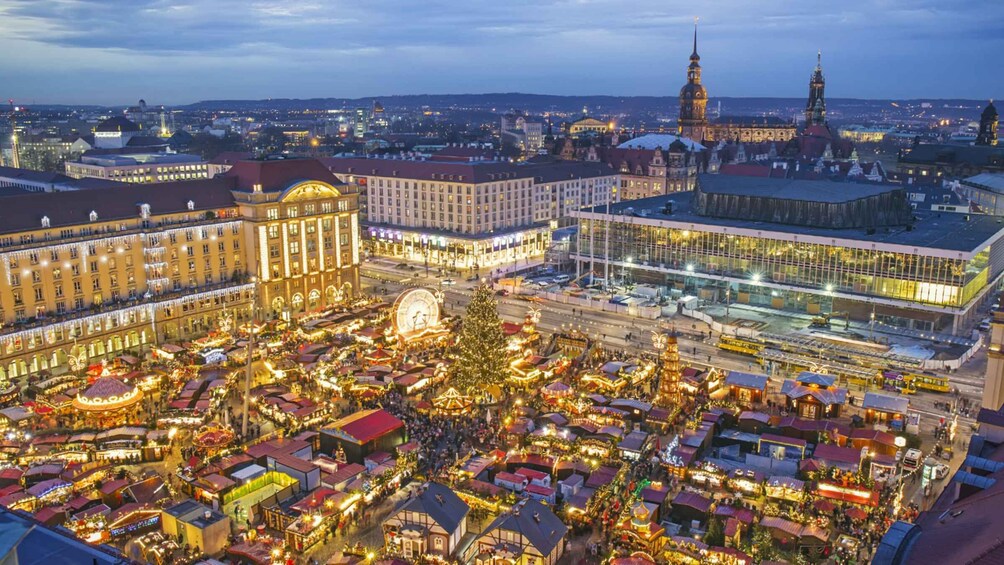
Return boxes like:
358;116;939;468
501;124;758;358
1;0;1003;105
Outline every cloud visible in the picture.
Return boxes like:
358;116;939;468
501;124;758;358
0;0;1002;103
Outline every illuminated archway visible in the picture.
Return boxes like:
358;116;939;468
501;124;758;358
308;289;321;310
291;293;304;312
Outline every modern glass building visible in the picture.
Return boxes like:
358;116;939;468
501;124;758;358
572;175;1004;334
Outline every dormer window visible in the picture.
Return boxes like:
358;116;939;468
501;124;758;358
252;183;262;193
139;203;151;219
89;210;98;222
187;200;195;211
41;216;50;228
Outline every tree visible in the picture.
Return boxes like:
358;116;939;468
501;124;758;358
704;516;725;547
745;524;777;561
188;131;246;160
255;127;287;156
450;285;509;396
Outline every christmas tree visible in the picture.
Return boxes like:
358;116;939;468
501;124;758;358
451;284;509;396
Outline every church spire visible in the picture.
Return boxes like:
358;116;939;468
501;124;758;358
691;17;700;61
678;17;708;140
805;50;826;127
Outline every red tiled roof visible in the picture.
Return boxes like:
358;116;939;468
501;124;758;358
849;428;898;446
329;409;404;445
0;177;237;235
812;443;862;466
224;158;346;192
208;151;253;165
672;491;712;514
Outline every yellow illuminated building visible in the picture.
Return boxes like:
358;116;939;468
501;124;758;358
0;158;359;380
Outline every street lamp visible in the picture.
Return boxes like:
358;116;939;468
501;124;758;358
242;275;260;439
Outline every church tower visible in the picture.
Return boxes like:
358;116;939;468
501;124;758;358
805;51;826;127
977;100;999;146
678;20;708;141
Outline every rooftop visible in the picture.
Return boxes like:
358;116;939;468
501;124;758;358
576;183;1004;254
0;507;127;564
325;409;404;445
481;499;567;556
390;482;469;534
617;134;705;152
697;173;897;204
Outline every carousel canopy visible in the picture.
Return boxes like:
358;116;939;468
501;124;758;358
433;387;473;413
72;377;142;412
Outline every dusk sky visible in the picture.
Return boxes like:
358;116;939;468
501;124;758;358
1;0;1002;106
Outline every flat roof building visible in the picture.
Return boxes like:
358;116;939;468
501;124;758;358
571;174;1004;334
324;156;618;272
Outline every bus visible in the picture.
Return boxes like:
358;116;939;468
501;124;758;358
906;372;950;393
718;335;766;356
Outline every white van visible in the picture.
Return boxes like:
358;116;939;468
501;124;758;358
902;448;923;472
553;274;571;284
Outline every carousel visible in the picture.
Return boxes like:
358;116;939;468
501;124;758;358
71;377;143;422
432;387;474;417
192;424;236;455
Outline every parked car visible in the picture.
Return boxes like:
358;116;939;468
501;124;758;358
441;278;456;285
934;463;950;480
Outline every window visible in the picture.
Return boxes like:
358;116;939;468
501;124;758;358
266;208;279;220
289;223;300;237
286;206;299;218
289;241;300;254
268;225;280;238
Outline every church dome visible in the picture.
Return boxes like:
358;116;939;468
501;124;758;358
680;82;707;100
95;116;141;133
983;101;998;119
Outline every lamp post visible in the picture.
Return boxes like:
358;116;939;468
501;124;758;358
242;275;260;440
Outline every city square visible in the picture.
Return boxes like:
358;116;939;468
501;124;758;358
0;4;1002;564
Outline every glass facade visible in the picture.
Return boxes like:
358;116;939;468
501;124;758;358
576;217;999;310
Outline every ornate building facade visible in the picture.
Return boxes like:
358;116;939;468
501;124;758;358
677;25;799;143
585;139;703;201
0;158;360;381
677;24;708;141
805;52;827;127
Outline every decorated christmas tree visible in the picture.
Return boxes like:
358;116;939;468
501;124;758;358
451;284;509;396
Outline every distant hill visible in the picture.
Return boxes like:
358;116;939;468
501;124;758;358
179;93;995;115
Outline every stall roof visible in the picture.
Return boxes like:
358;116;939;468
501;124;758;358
862;392;909;414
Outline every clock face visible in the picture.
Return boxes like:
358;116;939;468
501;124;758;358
394;288;441;336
